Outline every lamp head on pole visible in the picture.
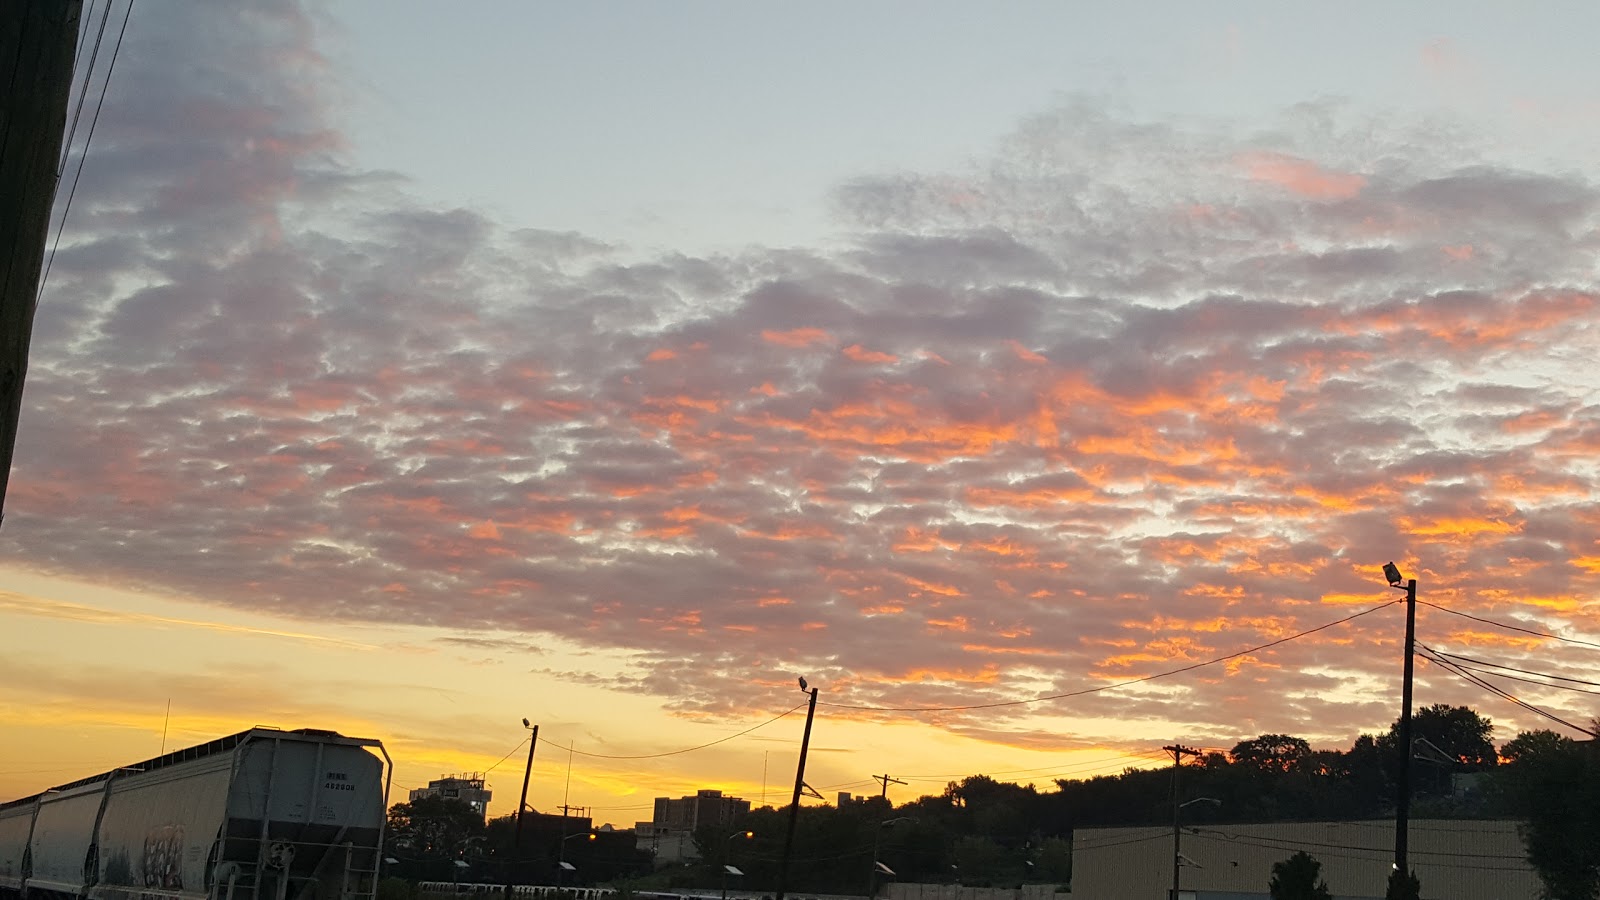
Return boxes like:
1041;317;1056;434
522;717;530;728
1383;562;1404;587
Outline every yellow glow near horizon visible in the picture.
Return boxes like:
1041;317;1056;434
0;566;1167;823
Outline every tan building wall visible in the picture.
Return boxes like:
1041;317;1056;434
1071;819;1540;900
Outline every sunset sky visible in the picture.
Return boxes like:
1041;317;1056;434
6;1;1600;826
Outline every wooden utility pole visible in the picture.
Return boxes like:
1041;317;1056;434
0;0;82;527
873;773;905;800
775;680;819;900
1165;744;1202;900
1395;575;1418;881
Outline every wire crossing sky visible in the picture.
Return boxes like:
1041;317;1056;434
6;0;1600;817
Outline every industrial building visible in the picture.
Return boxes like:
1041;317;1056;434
1070;818;1540;900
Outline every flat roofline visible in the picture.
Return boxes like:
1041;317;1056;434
1;726;381;810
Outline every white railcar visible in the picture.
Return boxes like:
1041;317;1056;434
0;728;390;900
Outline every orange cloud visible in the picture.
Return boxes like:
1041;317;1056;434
762;328;833;348
843;344;898;364
1242;151;1366;200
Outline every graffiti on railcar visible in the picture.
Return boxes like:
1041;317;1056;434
141;825;184;890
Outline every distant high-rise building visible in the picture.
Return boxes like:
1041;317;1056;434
409;773;492;821
652;788;751;832
641;789;751;864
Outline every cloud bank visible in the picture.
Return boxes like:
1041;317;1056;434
13;1;1600;749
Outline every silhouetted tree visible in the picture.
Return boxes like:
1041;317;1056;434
1233;735;1314;774
1268;851;1331;900
386;796;484;859
1384;868;1420;900
1493;730;1600;900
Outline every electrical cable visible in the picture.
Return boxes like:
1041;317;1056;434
481;735;530;775
58;0;113;176
539;703;805;760
1418;599;1600;651
1430;650;1600;688
900;749;1170;781
1433;659;1600;698
822;599;1399;712
37;0;135;310
1185;828;1529;871
1418;644;1596;737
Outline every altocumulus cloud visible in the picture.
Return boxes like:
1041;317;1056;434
12;0;1600;746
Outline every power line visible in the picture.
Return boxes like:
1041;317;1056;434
37;0;134;310
1186;828;1530;871
1418;644;1596;738
822;599;1399;712
1418;599;1600;652
1431;650;1600;688
482;735;530;775
539;703;805;760
58;0;113;176
1441;663;1600;698
899;749;1170;781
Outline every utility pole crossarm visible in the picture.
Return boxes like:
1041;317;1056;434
873;773;906;800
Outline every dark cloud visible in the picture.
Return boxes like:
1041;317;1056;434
12;0;1600;753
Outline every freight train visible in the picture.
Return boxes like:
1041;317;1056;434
0;728;390;900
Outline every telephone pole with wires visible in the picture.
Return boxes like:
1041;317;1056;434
776;677;819;900
1164;744;1202;900
0;1;83;526
873;773;906;800
1382;562;1418;887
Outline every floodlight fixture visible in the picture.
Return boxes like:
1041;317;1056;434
1383;561;1404;587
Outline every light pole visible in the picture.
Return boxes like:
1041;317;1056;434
555;831;594;890
776;677;819;900
721;830;753;900
1383;561;1418;887
1171;797;1219;900
515;719;539;849
868;817;914;899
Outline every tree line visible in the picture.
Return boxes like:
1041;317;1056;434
382;705;1600;900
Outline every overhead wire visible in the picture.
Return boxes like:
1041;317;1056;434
58;0;114;175
1418;643;1596;737
1431;657;1600;698
821;599;1399;712
538;702;805;760
1185;828;1530;871
1418;599;1600;652
37;0;135;310
482;735;530;776
1430;649;1600;688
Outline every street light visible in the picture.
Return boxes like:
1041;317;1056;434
868;817;914;899
777;677;820;900
1381;562;1419;887
515;719;539;848
721;830;753;900
556;832;595;889
1172;797;1220;900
